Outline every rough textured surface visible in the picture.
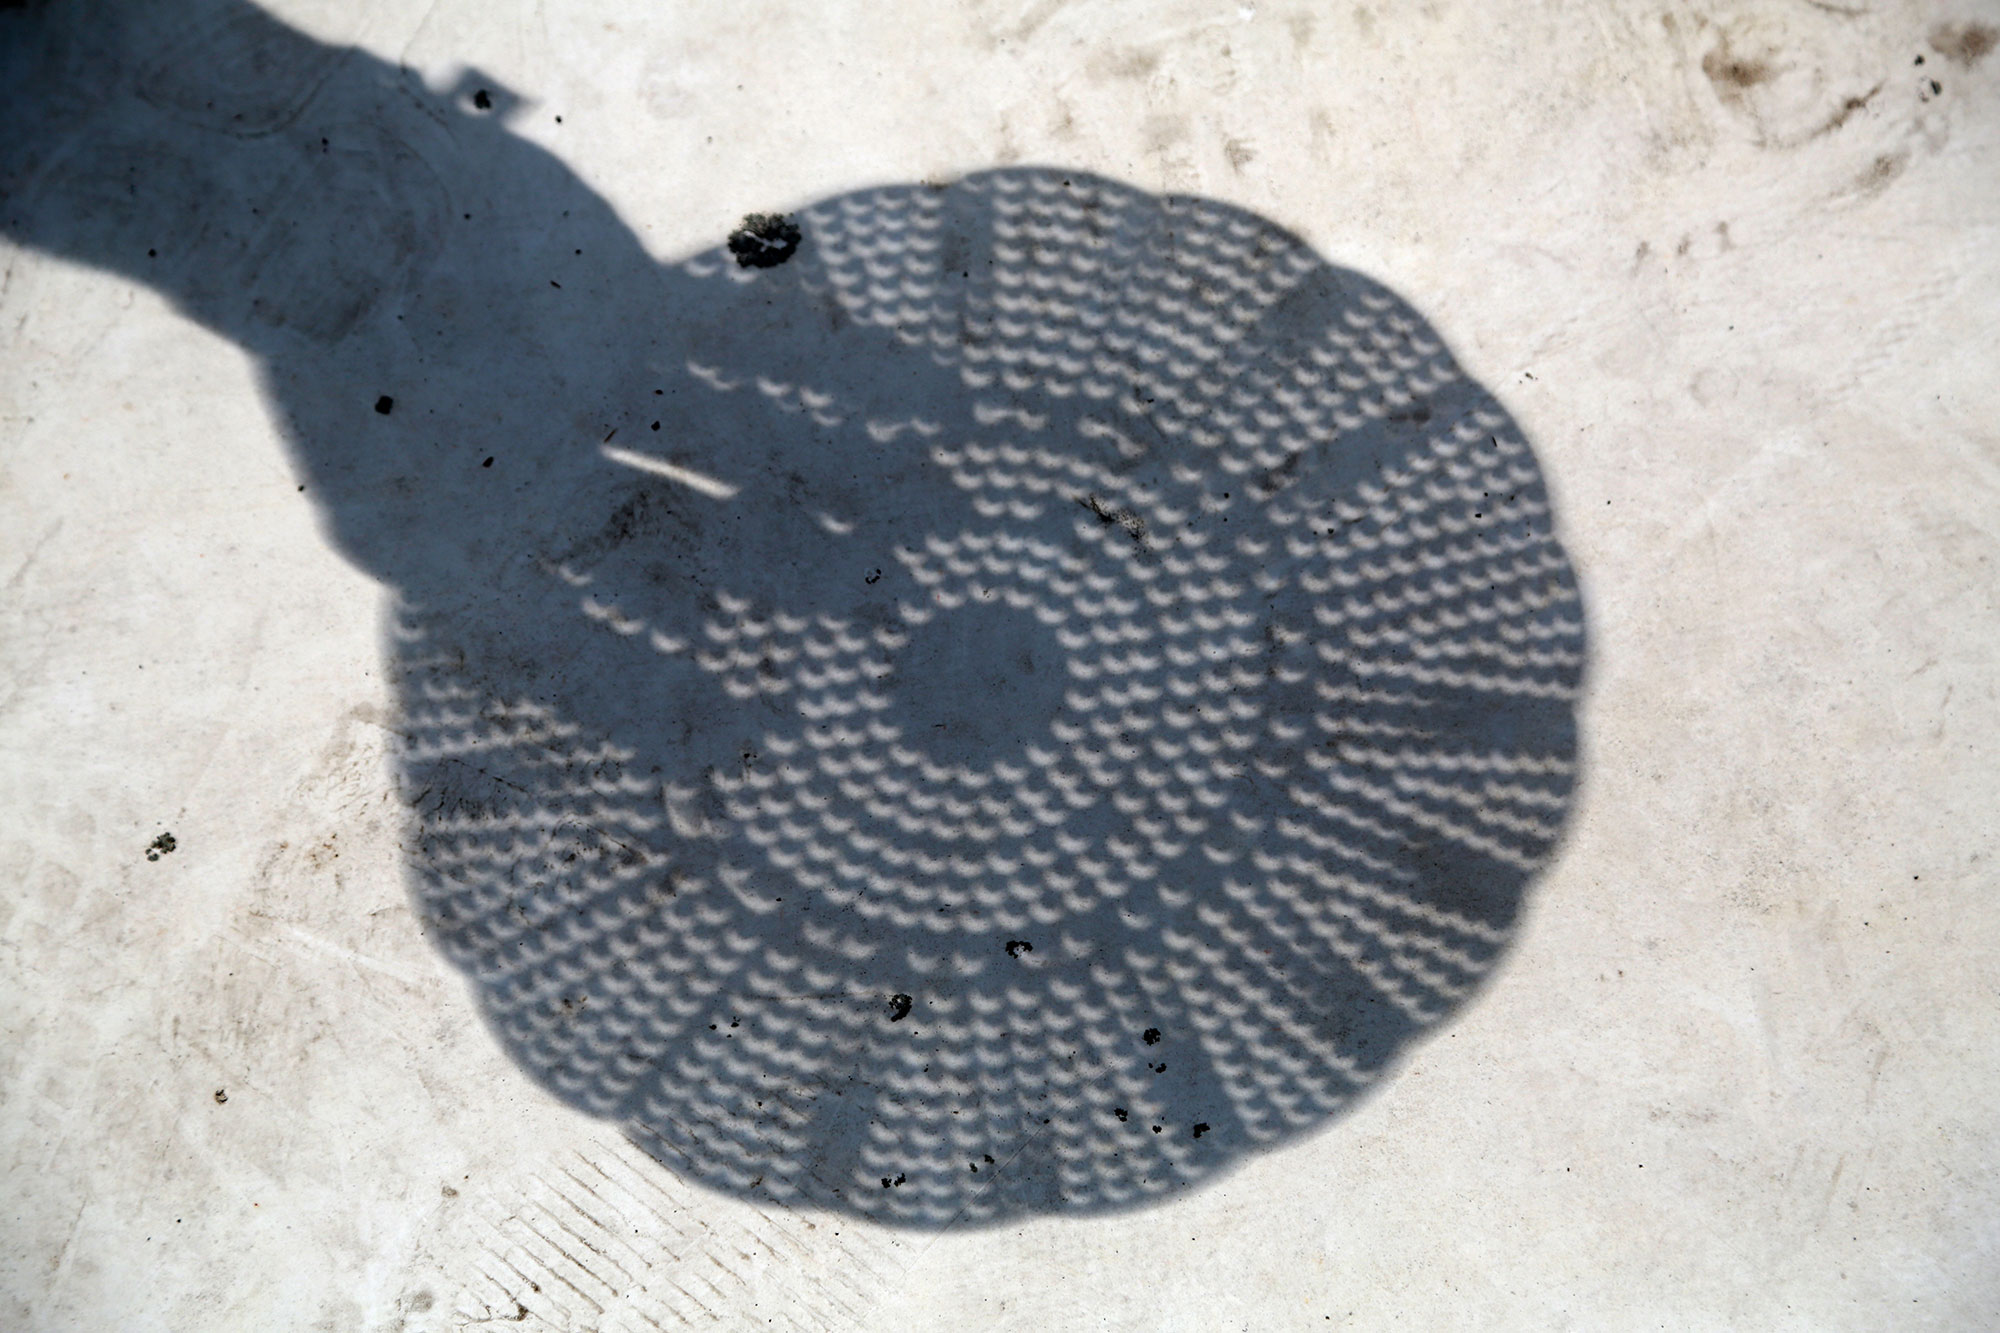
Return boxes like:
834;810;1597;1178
2;0;1997;1328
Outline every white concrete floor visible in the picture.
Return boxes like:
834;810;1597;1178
4;0;1999;1328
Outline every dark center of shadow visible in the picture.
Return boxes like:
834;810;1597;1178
888;596;1069;769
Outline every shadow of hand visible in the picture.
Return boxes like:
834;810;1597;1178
1;0;1586;1227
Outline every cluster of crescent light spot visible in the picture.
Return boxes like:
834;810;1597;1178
397;169;1584;1226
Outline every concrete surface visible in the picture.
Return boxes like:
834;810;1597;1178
3;0;1998;1328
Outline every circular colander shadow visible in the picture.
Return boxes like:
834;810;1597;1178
399;168;1586;1227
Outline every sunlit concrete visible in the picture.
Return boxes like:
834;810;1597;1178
3;1;1997;1328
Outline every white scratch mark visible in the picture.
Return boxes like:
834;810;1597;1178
600;446;740;499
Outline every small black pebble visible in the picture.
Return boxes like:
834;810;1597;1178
472;88;492;110
1151;1125;1163;1134
727;212;803;269
213;1089;227;1104
1004;940;1033;958
651;421;661;431
482;456;494;468
887;993;913;1022
1142;1027;1161;1045
1192;1122;1209;1139
374;395;393;415
145;831;177;861
147;248;156;258
1113;1108;1127;1121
